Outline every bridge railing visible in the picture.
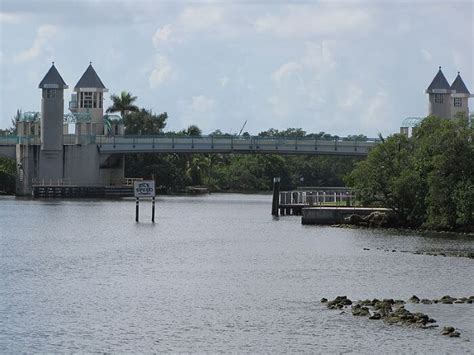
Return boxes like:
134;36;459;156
96;135;379;154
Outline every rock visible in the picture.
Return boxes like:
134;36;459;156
344;214;364;225
409;295;420;303
321;298;328;303
449;331;461;338
421;299;432;304
352;305;370;316
394;299;405;305
363;248;370;251
454;300;464;304
441;326;455;335
369;313;382;320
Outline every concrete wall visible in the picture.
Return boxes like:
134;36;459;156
63;146;124;185
428;93;451;118
16;144;39;195
41;89;64;150
451;95;470;118
15;144;124;195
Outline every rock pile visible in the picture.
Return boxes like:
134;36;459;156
323;295;474;338
343;211;399;228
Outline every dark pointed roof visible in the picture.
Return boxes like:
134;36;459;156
450;72;470;95
426;67;451;92
38;63;68;89
75;63;106;89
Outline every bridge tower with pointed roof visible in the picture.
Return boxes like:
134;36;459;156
425;66;452;119
70;62;108;135
450;72;471;118
36;62;68;180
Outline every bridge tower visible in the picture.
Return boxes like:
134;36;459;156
426;67;452;119
38;62;68;180
450;72;471;118
70;62;108;135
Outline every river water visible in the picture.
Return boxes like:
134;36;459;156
1;194;473;353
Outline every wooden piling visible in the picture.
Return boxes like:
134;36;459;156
151;197;155;223
271;177;281;216
135;198;139;222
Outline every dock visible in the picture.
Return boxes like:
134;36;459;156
271;178;355;216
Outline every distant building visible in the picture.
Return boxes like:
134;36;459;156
425;66;472;119
401;67;472;136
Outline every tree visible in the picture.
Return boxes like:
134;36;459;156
345;116;473;230
123;109;167;135
106;91;139;118
0;157;16;194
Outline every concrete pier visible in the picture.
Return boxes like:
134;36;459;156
301;207;391;225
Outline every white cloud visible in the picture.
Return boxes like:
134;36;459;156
255;5;372;38
0;12;24;24
189;95;216;112
219;76;229;87
421;49;432;62
339;84;363;109
272;62;301;86
178;6;224;32
149;55;173;89
14;24;58;62
365;91;388;127
152;24;173;49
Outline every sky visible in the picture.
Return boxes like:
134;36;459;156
0;0;472;137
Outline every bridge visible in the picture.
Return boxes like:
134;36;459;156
6;63;380;196
1;134;378;158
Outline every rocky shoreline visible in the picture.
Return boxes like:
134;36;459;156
361;247;474;259
335;210;474;235
322;295;474;338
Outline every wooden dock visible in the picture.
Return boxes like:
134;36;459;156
271;178;356;216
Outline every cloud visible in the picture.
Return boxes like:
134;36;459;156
339;84;363;109
14;24;58;62
421;49;432;62
218;76;229;87
152;24;173;49
365;91;389;127
272;62;301;86
178;6;224;32
189;95;216;112
0;12;24;24
255;4;372;38
149;54;173;89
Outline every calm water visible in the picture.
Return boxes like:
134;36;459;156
1;194;473;353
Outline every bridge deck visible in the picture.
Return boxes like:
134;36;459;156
0;135;378;156
97;136;377;155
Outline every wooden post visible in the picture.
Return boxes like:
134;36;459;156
151;197;155;223
271;177;281;216
135;197;139;222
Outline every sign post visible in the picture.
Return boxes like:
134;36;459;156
134;180;156;223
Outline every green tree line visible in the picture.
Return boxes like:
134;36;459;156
345;115;473;231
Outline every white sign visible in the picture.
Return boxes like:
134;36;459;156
134;180;156;198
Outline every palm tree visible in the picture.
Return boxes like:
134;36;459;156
106;91;139;118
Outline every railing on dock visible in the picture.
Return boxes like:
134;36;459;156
271;178;356;216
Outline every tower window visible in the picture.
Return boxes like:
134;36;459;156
93;92;97;108
434;94;443;104
454;98;462;107
99;92;103;108
46;89;56;98
82;91;93;108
